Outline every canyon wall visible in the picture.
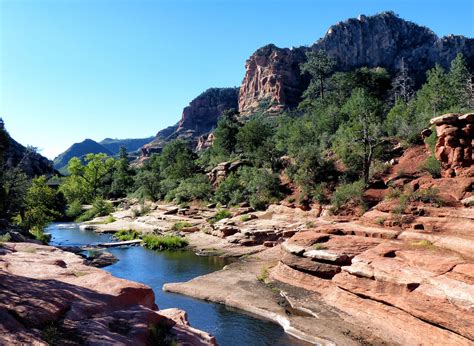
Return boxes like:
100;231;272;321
238;11;474;114
142;88;238;156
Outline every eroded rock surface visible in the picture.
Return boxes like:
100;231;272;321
239;12;474;114
431;112;474;176
0;242;216;345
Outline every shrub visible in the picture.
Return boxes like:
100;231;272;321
65;200;83;219
171;221;193;231
240;215;251;222
413;187;443;205
77;198;114;222
420;156;442;178
331;180;365;211
91;198;114;217
385;187;402;200
115;229;140;241
104;215;116;224
142;234;188;250
30;228;51;244
132;203;151;218
257;266;269;283
209;209;232;224
392;194;409;215
168;175;212;204
312;243;326;250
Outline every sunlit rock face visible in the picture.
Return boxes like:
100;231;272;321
238;11;474;114
431;113;474;177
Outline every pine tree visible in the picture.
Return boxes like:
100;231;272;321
301;50;336;100
448;53;472;110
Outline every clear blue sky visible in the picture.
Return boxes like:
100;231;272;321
1;0;473;159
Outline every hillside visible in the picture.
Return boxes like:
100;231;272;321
100;136;154;154
1;120;55;177
53;139;112;174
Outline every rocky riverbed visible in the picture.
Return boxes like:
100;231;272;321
77;126;473;345
0;242;216;345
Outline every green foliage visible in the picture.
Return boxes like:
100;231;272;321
300;50;336;99
209;209;232;224
166;174;212;204
333;88;385;183
159;140;197;181
110;146;134;198
215;167;281;210
208;110;241;165
18;177;60;242
236;117;278;168
76;197;114;222
420;155;442;178
447;53;472;110
171;221;193;231
133;169;162;201
331;180;365;211
115;229;140;241
131;203;151;217
66;200;83;219
142;234;188;250
60;153;116;204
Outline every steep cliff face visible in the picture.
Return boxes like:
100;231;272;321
238;44;309;114
238;12;474;114
142;88;238;156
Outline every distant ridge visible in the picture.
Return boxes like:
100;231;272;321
53;139;112;174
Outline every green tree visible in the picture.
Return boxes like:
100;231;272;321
60;153;115;203
236;117;277;167
209;110;240;165
21;176;60;242
415;64;451;119
300;50;336;100
447;53;472;110
110;146;134;198
333;88;384;184
159;140;196;180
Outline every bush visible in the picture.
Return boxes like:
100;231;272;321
30;228;51;244
91;198;114;217
142;234;188;250
76;198;114;222
331;180;365;211
132;203;151;218
420;156;442;178
66;200;83;219
115;229;140;241
413;187;443;205
167;175;212;204
171;221;193;231
209;209;232;224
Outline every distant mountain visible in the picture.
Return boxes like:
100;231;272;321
53;136;154;174
53;139;112;174
100;137;154;154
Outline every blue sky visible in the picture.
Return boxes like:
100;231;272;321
1;0;473;159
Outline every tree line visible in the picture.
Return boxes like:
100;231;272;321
0;52;472;241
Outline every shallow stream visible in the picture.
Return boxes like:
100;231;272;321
46;223;307;346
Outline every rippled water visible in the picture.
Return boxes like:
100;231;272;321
46;223;309;346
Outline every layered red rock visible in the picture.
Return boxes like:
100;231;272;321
238;12;474;114
0;242;216;345
431;112;474;176
238;44;308;115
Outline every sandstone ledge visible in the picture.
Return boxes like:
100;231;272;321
0;242;216;345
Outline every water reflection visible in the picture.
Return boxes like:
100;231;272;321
46;223;308;346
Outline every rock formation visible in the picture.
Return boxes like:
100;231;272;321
238;44;309;114
142;88;238;156
431;112;474;177
0;242;216;345
239;12;474;114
